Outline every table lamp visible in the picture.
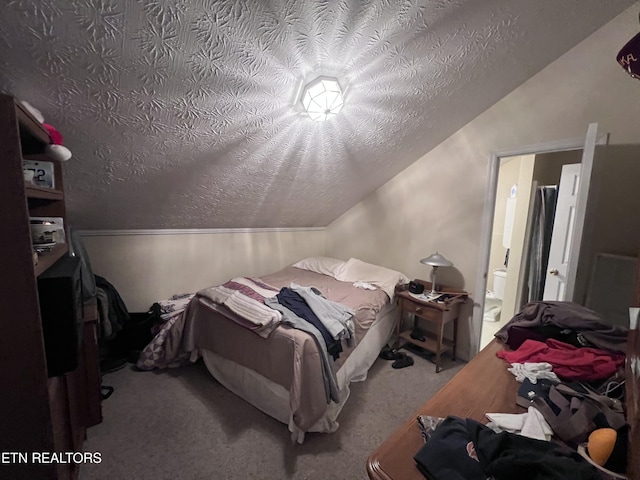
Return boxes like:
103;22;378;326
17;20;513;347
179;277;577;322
420;252;453;298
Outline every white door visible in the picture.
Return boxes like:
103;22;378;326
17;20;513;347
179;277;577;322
543;163;581;300
543;123;599;301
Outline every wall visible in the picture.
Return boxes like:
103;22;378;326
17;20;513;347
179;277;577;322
487;156;520;292
533;150;583;186
574;144;640;305
326;6;640;360
501;156;535;322
82;229;325;312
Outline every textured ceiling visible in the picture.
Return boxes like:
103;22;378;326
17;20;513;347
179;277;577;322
0;0;634;229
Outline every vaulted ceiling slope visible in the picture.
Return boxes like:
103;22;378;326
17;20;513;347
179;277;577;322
0;1;634;229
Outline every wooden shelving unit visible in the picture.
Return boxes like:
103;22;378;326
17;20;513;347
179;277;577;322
0;94;101;480
395;282;468;373
25;185;65;201
398;329;455;354
15;100;50;144
33;243;69;277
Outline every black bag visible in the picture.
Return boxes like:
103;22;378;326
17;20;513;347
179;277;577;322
110;303;163;360
409;281;424;294
516;378;557;409
532;382;627;444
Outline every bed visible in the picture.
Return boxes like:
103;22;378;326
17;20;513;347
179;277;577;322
137;257;407;443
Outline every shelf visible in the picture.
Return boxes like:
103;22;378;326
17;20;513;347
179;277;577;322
397;290;467;311
26;185;64;201
399;330;454;355
15;102;49;145
34;243;68;277
1;94;95;478
23;153;57;162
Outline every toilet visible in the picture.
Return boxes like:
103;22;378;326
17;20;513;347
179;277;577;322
492;268;507;301
483;269;506;323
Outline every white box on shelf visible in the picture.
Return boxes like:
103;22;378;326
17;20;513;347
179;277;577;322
30;217;65;245
22;159;55;189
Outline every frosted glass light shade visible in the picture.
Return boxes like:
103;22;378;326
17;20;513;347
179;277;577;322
420;252;453;295
420;252;453;268
301;77;344;122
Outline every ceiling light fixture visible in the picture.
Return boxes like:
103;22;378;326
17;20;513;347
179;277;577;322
301;76;344;122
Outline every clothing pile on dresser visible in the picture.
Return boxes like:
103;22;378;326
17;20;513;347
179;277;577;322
494;301;628;353
413;301;630;480
415;416;602;480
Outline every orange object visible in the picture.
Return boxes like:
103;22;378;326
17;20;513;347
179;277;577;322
587;428;617;466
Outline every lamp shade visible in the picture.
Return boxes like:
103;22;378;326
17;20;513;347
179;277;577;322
420;252;453;268
617;31;640;80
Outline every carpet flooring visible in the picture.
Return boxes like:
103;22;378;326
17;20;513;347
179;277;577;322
80;351;464;480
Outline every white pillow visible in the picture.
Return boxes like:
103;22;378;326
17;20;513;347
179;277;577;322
292;256;345;277
334;258;409;299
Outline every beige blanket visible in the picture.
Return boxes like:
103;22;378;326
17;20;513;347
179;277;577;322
197;277;282;338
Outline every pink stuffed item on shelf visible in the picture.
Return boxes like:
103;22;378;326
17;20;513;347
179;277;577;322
42;123;72;162
19;100;72;162
43;123;63;145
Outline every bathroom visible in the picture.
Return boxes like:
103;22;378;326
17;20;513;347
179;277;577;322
480;150;583;349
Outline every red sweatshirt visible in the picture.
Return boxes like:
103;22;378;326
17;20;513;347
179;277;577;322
497;338;625;381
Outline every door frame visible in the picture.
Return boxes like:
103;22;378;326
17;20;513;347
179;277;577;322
472;132;608;357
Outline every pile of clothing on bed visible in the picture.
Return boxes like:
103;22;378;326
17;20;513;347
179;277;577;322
137;277;356;374
414;301;630;480
198;277;357;403
199;278;355;356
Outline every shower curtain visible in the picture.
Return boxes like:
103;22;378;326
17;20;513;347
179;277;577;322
527;186;558;302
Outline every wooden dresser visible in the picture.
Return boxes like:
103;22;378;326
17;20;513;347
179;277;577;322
367;320;640;480
0;94;102;479
366;340;523;480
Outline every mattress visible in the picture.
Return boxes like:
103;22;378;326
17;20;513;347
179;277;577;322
201;302;396;443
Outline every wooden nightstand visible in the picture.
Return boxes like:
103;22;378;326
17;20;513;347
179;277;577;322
395;281;468;372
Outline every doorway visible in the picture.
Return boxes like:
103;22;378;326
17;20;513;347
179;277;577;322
479;150;583;349
472;124;607;356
